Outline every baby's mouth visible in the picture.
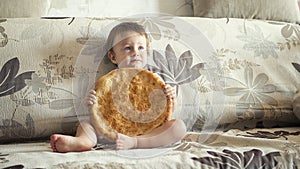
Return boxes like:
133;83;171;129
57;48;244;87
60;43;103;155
131;59;142;63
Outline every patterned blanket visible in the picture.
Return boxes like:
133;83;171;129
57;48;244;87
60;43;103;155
1;127;299;169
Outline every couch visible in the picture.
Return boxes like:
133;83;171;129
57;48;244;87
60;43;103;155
0;0;300;168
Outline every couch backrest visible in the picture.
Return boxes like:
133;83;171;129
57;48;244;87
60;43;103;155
0;0;194;18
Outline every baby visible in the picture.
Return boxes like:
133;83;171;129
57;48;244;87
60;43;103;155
50;22;187;152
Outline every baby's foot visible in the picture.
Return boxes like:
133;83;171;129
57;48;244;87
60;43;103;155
116;133;137;150
50;134;92;153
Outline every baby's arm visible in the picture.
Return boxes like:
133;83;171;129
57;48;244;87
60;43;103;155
163;84;176;120
153;73;176;116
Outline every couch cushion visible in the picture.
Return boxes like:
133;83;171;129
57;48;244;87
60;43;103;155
46;0;194;17
193;0;300;23
0;0;51;18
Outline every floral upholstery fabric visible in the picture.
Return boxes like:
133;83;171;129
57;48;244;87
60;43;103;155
0;17;300;143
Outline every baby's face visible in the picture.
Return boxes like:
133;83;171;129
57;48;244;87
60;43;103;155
111;31;148;69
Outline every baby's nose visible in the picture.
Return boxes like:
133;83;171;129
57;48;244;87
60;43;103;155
131;47;140;56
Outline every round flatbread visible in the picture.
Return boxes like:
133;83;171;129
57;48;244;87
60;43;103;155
90;68;172;141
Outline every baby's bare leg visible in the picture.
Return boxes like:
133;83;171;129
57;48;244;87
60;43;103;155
116;119;186;150
50;121;97;152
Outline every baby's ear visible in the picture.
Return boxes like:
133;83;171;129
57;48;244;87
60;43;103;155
108;51;117;64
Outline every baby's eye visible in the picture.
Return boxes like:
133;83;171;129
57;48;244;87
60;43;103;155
124;47;131;51
138;46;145;50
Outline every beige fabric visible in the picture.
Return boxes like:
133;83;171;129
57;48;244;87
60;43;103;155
1;128;299;168
0;0;51;18
47;0;194;17
0;0;193;18
193;0;300;23
0;17;300;143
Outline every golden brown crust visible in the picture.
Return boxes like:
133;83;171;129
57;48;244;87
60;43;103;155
90;68;172;141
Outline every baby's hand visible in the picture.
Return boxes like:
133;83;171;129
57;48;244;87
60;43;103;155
85;89;97;106
164;84;176;100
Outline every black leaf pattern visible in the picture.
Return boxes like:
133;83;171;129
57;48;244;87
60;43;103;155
0;152;9;163
238;130;300;140
153;50;170;74
148;44;204;86
0;57;34;97
2;165;24;169
0;57;19;83
0;19;7;23
0;26;8;47
192;149;280;169
13;72;35;92
176;50;193;76
292;62;300;73
165;44;177;75
147;64;174;83
190;63;205;82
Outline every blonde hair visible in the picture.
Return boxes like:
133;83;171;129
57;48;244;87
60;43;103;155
104;22;150;55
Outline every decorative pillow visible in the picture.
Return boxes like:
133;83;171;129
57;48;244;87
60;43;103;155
193;0;300;23
47;0;193;17
0;0;50;18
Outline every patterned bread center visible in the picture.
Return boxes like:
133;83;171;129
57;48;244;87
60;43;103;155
129;74;152;112
93;68;171;137
110;69;167;123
